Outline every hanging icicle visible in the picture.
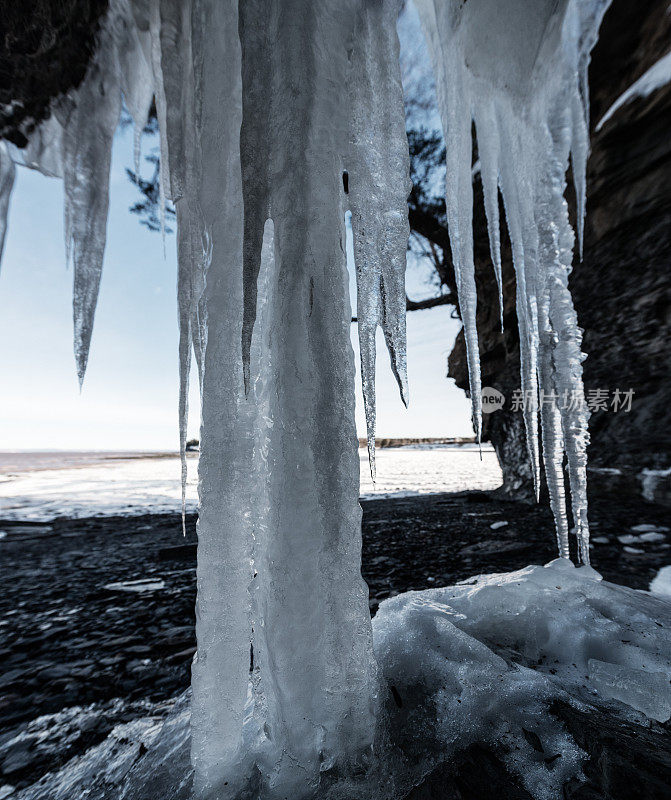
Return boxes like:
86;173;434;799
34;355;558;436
347;0;411;479
0;143;15;267
416;0;610;562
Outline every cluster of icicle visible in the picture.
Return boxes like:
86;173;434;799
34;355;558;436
0;0;609;566
0;0;611;795
416;0;611;564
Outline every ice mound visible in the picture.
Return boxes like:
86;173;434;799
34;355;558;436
377;560;671;721
12;695;193;800
13;563;671;800
374;559;671;797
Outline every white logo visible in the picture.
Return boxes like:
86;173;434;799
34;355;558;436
481;387;504;413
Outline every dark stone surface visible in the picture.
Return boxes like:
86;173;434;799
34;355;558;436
448;0;671;505
0;0;108;145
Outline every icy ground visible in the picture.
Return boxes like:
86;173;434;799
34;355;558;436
0;445;502;521
8;559;671;800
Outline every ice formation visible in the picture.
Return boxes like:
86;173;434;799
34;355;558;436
0;142;15;265
0;0;620;797
347;0;411;477
415;0;611;563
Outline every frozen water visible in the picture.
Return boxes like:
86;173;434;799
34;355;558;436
347;0;410;477
650;566;671;599
376;559;671;735
414;0;611;562
0;0;617;795
0;142;15;266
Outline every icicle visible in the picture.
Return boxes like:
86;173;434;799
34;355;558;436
347;0;411;479
187;1;254;793
490;117;542;500
148;0;172;202
116;0;153;172
237;2;377;793
570;88;589;259
0;143;15;269
61;12;122;386
238;0;273;396
153;0;200;535
417;1;483;441
473;102;503;331
538;326;570;560
416;0;610;559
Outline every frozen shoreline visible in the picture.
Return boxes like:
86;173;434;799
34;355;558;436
0;446;503;522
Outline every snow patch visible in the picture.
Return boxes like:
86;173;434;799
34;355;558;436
104;578;166;592
650;566;671;599
597;50;671;131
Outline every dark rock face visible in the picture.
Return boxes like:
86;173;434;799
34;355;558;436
408;700;671;800
448;0;671;505
0;0;108;146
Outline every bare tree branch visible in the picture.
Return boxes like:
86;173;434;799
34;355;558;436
351;291;454;322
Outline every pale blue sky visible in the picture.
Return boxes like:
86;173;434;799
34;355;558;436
0;125;473;450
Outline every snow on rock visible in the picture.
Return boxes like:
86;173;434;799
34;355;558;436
375;559;671;800
12;695;193;800
631;523;670;534
414;0;611;563
596;50;671;131
640;466;671;503
650;566;671;599
619;530;667;546
104;578;166;592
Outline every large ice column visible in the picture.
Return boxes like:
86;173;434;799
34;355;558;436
415;0;610;561
181;1;255;795
347;0;411;477
238;2;377;794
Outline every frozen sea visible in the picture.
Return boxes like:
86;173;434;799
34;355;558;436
0;445;503;521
